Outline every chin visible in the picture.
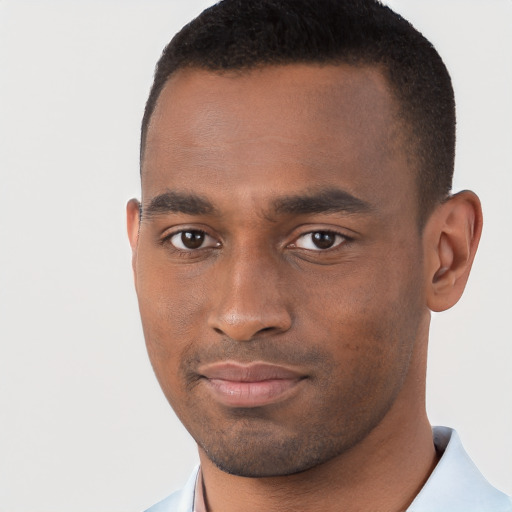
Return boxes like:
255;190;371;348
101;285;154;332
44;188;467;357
195;419;368;478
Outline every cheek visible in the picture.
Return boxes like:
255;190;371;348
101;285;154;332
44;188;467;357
294;250;424;364
294;267;423;425
135;254;209;384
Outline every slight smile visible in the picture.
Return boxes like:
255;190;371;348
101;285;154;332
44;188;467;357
199;362;307;408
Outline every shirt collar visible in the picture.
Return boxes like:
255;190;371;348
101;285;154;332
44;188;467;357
407;426;511;511
193;466;207;512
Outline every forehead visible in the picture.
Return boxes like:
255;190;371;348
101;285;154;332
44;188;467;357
142;64;414;219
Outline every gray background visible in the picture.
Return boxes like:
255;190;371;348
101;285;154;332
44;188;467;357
1;1;511;510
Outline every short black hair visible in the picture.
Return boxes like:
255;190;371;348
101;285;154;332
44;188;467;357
141;0;455;222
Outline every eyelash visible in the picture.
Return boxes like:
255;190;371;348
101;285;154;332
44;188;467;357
160;228;351;254
161;229;220;253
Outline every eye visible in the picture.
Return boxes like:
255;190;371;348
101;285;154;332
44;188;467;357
293;231;345;251
168;230;220;251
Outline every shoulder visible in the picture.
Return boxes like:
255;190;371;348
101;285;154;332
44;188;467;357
143;467;198;512
408;427;512;512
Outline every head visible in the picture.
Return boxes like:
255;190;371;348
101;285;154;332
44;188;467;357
128;0;482;478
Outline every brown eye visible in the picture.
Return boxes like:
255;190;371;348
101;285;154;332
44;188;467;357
169;230;219;251
294;231;344;251
312;232;336;249
182;231;204;249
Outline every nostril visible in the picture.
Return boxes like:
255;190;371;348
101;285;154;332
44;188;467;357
208;304;293;341
211;325;274;337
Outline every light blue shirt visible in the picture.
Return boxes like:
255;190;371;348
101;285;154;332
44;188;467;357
145;427;512;512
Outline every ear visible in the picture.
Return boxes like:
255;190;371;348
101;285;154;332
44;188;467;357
126;198;141;277
424;191;483;312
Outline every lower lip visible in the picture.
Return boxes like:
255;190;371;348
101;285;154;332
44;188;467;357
204;378;303;407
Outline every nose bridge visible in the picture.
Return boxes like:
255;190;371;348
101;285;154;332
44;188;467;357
208;244;292;341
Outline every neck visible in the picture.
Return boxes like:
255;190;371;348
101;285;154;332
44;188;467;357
199;320;437;512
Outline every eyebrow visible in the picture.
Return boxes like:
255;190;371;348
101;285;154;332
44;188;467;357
143;191;216;219
272;188;373;216
142;187;372;220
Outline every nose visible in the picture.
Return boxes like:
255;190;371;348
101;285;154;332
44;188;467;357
207;249;292;341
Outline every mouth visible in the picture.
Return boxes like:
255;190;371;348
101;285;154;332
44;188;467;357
198;361;306;408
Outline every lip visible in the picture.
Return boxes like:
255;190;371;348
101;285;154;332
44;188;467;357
199;362;306;408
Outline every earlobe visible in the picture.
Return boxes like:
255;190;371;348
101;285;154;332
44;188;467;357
126;198;141;274
425;191;483;312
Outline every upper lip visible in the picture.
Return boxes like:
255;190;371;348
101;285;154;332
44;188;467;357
199;362;305;382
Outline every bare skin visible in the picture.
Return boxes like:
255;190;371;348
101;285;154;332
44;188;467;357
128;64;482;512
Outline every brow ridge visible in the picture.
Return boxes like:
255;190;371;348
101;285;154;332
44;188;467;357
143;191;216;218
142;187;372;221
272;188;372;216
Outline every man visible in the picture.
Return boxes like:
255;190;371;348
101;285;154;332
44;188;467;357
127;0;512;510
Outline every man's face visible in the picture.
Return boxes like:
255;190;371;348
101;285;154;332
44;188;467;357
131;64;430;477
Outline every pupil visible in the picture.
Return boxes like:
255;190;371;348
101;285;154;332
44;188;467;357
312;232;335;249
182;231;205;249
